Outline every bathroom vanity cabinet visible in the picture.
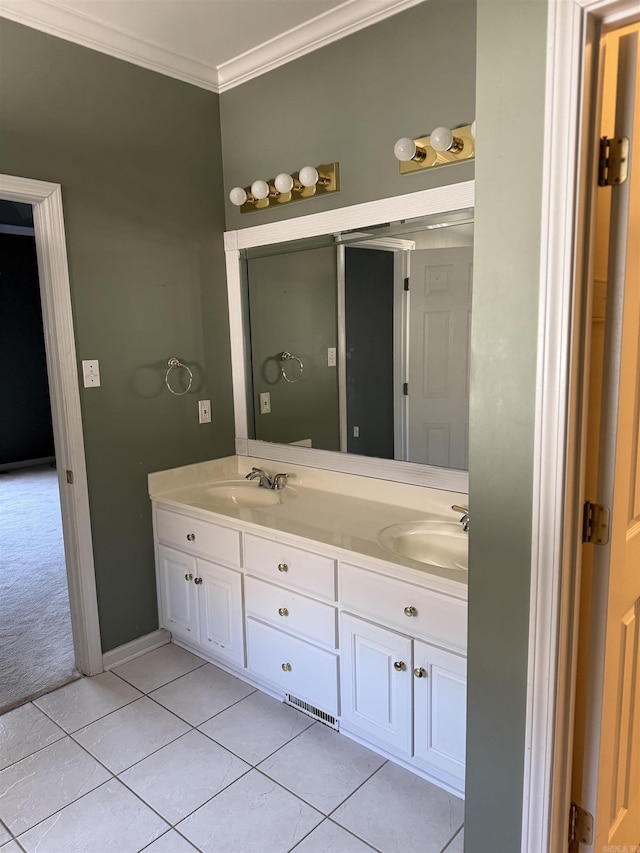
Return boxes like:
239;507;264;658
151;485;467;796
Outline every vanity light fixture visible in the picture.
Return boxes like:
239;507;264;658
229;162;340;213
394;122;476;174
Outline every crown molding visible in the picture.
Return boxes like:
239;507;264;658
0;0;426;93
216;0;427;92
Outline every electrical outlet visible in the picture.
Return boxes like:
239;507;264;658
198;400;211;424
353;425;360;438
260;392;271;414
82;360;100;388
328;347;337;367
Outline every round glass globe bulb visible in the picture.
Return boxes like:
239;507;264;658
274;173;294;194
471;119;476;140
229;186;247;206
393;137;416;161
430;126;454;152
298;166;319;188
251;180;270;200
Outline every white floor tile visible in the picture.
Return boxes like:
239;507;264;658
73;696;190;773
332;761;464;853
259;723;386;814
33;671;141;733
0;841;22;852
443;826;464;852
150;663;255;726
0;823;11;845
17;778;169;853
120;729;249;824
0;703;65;771
142;829;200;852
177;769;322;853
113;644;206;693
292;819;378;852
0;737;110;835
198;690;314;764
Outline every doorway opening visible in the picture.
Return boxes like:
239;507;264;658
0;201;78;711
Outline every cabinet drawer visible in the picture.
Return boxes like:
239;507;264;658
156;507;241;566
244;533;336;600
340;563;467;652
246;618;338;716
245;576;337;649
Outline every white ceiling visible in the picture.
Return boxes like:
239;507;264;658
0;0;425;92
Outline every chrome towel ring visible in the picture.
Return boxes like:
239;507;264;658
280;351;303;383
165;357;193;396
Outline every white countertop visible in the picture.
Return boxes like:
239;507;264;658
149;456;469;591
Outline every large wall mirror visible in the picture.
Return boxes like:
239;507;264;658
225;181;474;492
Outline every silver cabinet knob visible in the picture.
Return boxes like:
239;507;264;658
278;607;289;617
404;606;416;617
186;533;196;541
194;577;203;585
184;573;193;582
281;662;292;672
393;661;406;671
414;667;427;678
278;563;288;572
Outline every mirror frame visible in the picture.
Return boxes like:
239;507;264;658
224;179;474;493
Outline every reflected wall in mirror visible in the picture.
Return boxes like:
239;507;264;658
243;211;473;470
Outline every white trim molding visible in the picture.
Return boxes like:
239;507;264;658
225;181;474;494
0;173;103;677
102;629;170;671
0;0;425;94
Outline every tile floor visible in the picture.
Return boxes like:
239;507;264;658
0;643;465;853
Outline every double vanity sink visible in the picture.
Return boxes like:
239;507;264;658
154;470;468;576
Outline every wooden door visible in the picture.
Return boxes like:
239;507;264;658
157;545;199;642
339;613;412;755
408;245;472;469
579;29;640;850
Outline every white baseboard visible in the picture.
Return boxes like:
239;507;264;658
102;629;170;671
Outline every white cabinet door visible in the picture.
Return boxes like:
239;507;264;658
157;544;199;642
413;639;466;787
340;613;412;755
197;559;244;667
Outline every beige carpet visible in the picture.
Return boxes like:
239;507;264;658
0;464;79;714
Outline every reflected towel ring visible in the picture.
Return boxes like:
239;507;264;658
280;351;303;383
165;357;193;396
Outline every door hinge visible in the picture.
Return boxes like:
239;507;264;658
403;382;409;396
582;501;610;545
598;136;630;186
569;802;593;846
66;470;74;484
404;277;410;291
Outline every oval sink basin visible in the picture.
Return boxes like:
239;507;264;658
203;480;293;509
378;520;468;571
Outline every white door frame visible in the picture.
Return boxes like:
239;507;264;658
524;1;640;850
0;174;103;676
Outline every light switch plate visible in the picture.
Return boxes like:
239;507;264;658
260;392;271;414
82;360;100;388
198;400;211;423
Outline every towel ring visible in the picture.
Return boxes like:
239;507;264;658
280;351;303;384
165;357;193;396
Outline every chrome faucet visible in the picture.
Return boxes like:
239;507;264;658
245;468;289;490
451;504;469;532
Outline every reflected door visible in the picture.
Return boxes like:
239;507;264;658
408;247;473;469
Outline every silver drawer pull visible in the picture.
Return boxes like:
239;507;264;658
278;563;288;572
393;661;406;672
404;605;416;617
414;667;427;678
184;573;193;582
186;533;196;542
281;662;292;672
278;607;289;617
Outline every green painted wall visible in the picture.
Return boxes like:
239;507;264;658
466;0;549;849
221;0;477;230
0;20;234;652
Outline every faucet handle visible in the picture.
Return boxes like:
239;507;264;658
451;504;467;513
273;473;289;491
